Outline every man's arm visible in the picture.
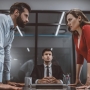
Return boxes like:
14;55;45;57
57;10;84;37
0;83;22;90
3;44;25;86
3;44;11;83
0;26;4;83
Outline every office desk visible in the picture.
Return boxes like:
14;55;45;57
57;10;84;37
23;84;77;90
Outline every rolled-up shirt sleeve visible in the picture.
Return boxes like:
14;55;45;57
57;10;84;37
3;44;11;81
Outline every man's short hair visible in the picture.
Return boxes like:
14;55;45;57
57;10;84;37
42;48;53;56
10;2;31;14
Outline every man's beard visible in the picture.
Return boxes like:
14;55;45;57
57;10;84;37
16;15;25;28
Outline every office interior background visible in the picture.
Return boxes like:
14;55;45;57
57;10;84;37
0;0;90;84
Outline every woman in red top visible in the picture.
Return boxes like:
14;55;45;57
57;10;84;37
65;9;90;89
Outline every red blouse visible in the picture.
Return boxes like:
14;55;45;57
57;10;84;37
74;25;90;64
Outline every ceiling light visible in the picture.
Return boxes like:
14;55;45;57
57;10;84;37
51;48;53;51
16;26;23;37
55;12;65;36
27;48;30;52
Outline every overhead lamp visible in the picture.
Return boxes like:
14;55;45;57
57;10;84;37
16;26;23;37
27;48;30;52
55;12;65;36
51;48;53;51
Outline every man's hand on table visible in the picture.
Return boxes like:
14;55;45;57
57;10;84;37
7;81;25;87
37;76;62;84
0;83;23;90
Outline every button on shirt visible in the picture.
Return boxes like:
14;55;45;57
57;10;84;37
0;14;15;82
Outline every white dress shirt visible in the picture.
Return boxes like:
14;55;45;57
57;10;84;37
0;14;15;82
44;63;52;77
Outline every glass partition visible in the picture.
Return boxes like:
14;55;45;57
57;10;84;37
0;10;78;83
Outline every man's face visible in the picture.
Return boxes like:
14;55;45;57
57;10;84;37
16;8;29;28
42;51;53;63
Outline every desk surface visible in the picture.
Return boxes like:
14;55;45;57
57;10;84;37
23;87;76;90
23;84;77;90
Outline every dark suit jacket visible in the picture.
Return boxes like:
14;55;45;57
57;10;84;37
30;64;63;83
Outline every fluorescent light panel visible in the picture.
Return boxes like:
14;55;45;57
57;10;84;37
55;12;65;36
16;26;23;37
51;48;53;51
27;48;30;52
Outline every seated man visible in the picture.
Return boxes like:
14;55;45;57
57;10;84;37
31;48;64;84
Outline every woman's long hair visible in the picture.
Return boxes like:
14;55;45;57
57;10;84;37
65;9;90;34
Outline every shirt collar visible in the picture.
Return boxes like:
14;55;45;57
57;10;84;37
7;15;16;31
44;63;52;68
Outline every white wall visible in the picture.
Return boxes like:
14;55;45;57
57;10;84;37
0;0;90;10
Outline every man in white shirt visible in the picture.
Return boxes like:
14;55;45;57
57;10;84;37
0;2;31;90
31;48;64;84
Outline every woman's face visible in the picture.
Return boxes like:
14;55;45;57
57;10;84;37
66;14;81;31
